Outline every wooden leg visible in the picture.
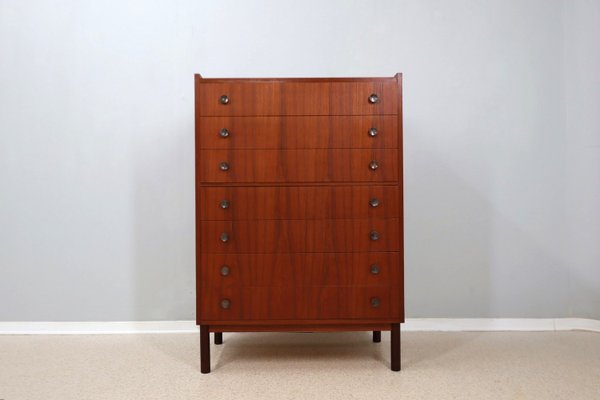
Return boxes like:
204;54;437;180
391;323;400;371
200;325;211;373
214;332;223;345
372;330;381;343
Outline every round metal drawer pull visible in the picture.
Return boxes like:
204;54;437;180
220;95;230;105
219;128;230;138
220;200;230;209
370;297;381;308
369;160;379;171
220;232;229;243
369;231;380;241
220;299;231;309
220;265;230;276
369;198;380;208
219;162;230;171
368;127;378;137
370;264;381;275
368;94;379;104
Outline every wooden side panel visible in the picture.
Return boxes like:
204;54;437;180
198;115;398;149
198;149;398;184
395;73;405;322
198;185;400;220
200;218;401;253
198;252;401;288
197;81;397;116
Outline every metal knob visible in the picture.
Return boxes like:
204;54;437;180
370;264;381;275
220;95;229;105
220;200;230;209
219;128;230;138
220;232;229;243
370;297;381;308
368;94;379;104
220;265;230;276
368;127;378;137
370;231;380;241
220;299;231;309
219;162;230;171
369;160;379;171
369;198;380;208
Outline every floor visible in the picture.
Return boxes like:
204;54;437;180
0;331;599;399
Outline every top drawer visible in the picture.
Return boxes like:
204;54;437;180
195;78;399;116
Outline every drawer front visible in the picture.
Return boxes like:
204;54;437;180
199;252;401;288
197;81;398;116
198;185;400;220
198;149;398;183
199;286;398;320
197;116;398;149
200;218;401;253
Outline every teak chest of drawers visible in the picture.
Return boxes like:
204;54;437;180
195;74;404;373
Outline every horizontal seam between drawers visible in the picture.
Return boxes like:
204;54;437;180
197;113;399;117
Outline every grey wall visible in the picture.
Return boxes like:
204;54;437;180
563;0;600;317
0;0;598;321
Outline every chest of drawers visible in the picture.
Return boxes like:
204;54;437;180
195;74;404;373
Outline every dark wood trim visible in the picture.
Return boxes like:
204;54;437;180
373;330;381;343
391;323;400;371
208;323;392;332
201;318;400;326
200;325;210;373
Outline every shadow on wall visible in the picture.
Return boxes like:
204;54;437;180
131;113;196;321
404;124;493;318
404;115;571;318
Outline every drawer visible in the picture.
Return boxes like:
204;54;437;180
198;185;400;220
197;149;398;183
198;286;399;320
196;80;398;116
199;218;401;253
199;252;401;288
197;116;398;149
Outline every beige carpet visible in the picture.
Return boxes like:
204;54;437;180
1;331;599;399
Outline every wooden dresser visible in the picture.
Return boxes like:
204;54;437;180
194;74;404;373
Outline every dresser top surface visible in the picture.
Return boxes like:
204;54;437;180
195;73;402;83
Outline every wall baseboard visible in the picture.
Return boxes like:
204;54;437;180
0;318;599;335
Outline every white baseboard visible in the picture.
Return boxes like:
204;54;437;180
0;321;197;335
0;318;599;335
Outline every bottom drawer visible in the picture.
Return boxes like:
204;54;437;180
198;286;399;321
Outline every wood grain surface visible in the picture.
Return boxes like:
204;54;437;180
197;115;398;149
198;185;400;220
199;218;401;253
198;285;398;320
196;80;398;116
195;74;404;372
198;149;398;183
198;252;401;288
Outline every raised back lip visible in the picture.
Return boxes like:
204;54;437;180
195;73;402;83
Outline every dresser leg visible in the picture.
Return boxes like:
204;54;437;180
373;330;381;343
391;323;401;371
200;325;211;373
214;332;223;345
